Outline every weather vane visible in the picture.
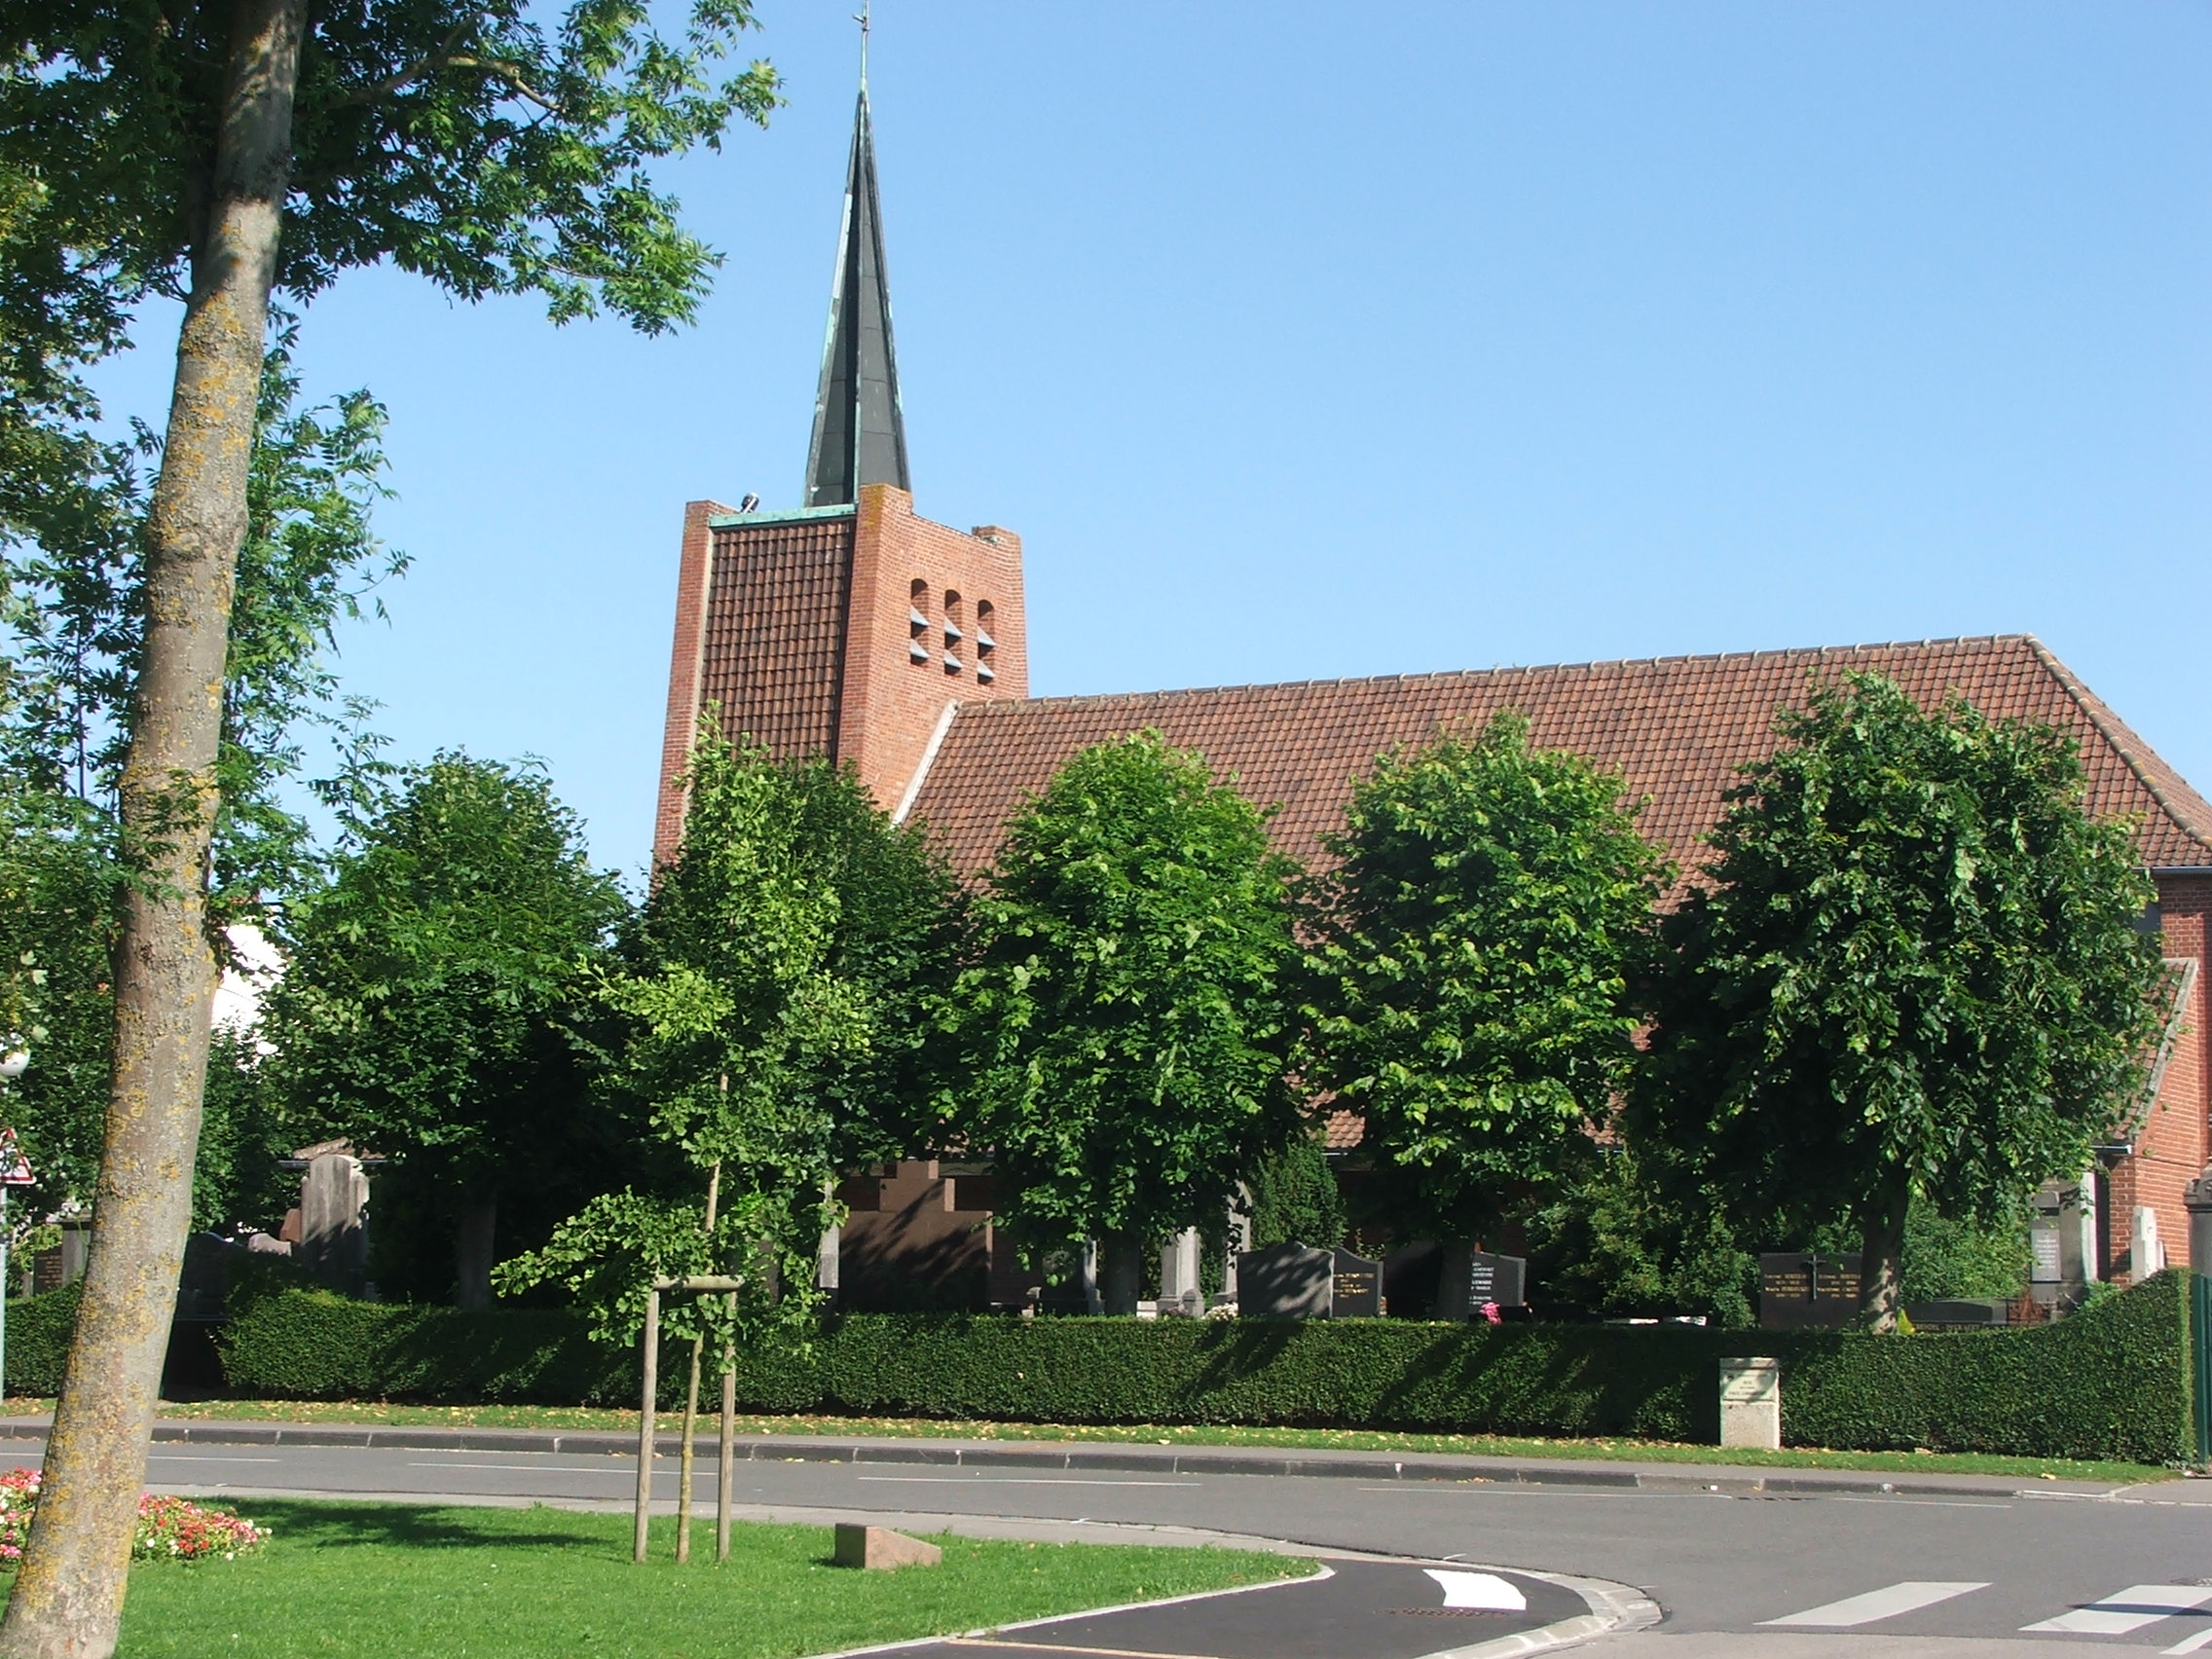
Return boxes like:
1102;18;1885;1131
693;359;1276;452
855;0;870;88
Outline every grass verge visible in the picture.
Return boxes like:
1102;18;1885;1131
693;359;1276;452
47;1397;2170;1485
65;1501;1307;1659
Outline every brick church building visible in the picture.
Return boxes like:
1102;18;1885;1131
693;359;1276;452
656;80;2212;1304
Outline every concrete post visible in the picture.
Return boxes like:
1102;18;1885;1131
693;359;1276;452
2184;1169;2212;1275
1718;1356;1782;1451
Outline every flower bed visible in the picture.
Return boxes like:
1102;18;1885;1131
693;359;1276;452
0;1469;267;1564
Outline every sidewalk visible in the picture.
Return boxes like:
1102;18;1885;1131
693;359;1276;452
0;1415;2188;1502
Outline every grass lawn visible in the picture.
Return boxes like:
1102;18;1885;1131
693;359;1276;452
83;1397;2174;1486
66;1501;1309;1659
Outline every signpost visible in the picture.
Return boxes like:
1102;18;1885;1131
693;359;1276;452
0;1126;36;1403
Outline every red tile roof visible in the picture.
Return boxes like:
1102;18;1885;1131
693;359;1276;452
905;635;2212;879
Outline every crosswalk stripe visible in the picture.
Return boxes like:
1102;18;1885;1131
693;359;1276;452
1762;1582;1989;1628
1424;1569;1527;1612
2022;1585;2212;1636
2161;1626;2212;1655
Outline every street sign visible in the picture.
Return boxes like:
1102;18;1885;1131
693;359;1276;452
0;1128;34;1187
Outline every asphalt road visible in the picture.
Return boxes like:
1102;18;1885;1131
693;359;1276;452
9;1431;2210;1656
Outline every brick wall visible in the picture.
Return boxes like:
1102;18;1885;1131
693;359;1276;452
652;500;728;866
836;484;1027;813
2116;873;2212;1275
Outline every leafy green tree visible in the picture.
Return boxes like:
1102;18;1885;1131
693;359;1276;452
946;731;1302;1313
502;730;957;1541
1631;673;2166;1330
1304;714;1666;1312
0;4;777;1641
1246;1135;1344;1250
1524;1147;1756;1326
0;345;397;1261
265;754;626;1308
1901;1198;2031;1305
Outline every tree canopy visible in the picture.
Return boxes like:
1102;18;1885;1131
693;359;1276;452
265;752;625;1305
502;726;960;1346
1630;672;2168;1328
944;731;1303;1311
1304;714;1667;1286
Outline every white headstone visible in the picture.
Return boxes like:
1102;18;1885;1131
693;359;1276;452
1718;1356;1781;1451
2132;1206;2163;1279
1160;1228;1201;1307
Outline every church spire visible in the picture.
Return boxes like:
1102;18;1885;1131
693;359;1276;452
803;13;910;509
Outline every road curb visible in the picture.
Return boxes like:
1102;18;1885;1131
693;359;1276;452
0;1417;2130;1502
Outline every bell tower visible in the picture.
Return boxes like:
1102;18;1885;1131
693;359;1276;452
654;47;1025;864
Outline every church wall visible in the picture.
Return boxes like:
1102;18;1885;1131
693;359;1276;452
837;484;1027;815
2115;871;2212;1275
653;502;862;865
653;499;728;866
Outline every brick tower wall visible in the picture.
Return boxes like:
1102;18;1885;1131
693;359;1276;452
653;502;860;865
656;485;1026;864
837;484;1027;815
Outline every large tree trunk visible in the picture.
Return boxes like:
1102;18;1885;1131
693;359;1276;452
455;1191;498;1311
1858;1170;1913;1333
1100;1233;1145;1315
0;6;303;1655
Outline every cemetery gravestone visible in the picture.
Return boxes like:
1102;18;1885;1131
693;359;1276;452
1331;1248;1382;1317
1718;1356;1781;1450
300;1151;369;1296
1236;1242;1334;1318
1757;1252;1860;1329
2028;1226;2063;1285
1433;1247;1528;1320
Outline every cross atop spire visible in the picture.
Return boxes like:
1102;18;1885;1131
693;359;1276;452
802;20;910;509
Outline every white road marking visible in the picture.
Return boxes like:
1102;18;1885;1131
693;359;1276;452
1764;1581;1989;1627
145;1455;280;1464
2023;1585;2212;1635
1424;1569;1527;1611
854;1476;1201;1488
406;1460;628;1474
2163;1626;2212;1655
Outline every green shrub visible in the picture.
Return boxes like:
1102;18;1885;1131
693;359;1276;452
217;1290;638;1405
208;1272;2195;1463
4;1284;81;1397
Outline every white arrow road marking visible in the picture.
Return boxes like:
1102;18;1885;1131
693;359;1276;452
1424;1569;1527;1611
1762;1582;1989;1627
2024;1585;2212;1635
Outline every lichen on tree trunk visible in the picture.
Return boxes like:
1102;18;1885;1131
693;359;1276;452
0;5;306;1655
1858;1170;1914;1333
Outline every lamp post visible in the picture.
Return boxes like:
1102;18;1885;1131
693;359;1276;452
0;1045;28;1407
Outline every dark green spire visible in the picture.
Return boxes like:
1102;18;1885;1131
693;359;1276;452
803;76;910;508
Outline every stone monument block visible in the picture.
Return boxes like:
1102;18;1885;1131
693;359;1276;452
1718;1356;1781;1450
1435;1247;1527;1320
833;1524;941;1569
1161;1227;1202;1306
299;1151;369;1295
1330;1247;1382;1317
1757;1252;1860;1329
1236;1242;1333;1318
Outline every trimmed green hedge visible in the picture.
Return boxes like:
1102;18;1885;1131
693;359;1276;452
207;1271;2198;1464
217;1290;638;1406
4;1284;81;1397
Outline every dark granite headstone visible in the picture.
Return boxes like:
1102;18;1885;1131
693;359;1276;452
1465;1250;1526;1310
2028;1227;2063;1284
1330;1248;1382;1317
1758;1251;1861;1328
1236;1242;1333;1318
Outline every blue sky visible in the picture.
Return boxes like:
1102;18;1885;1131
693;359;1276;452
92;3;2212;878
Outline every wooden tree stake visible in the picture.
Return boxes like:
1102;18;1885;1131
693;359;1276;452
633;1284;660;1564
